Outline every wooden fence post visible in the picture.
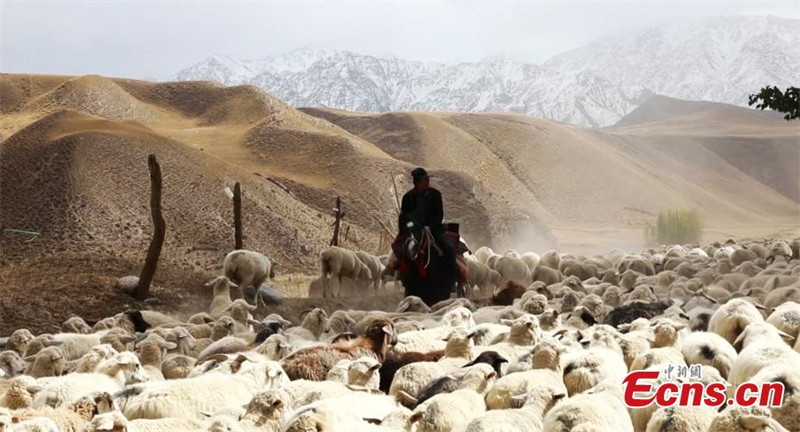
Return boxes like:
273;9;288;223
233;182;243;250
136;154;166;300
330;196;344;246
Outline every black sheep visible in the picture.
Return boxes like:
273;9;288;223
602;300;673;327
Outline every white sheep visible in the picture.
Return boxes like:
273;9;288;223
38;332;106;361
355;251;384;295
26;346;65;378
325;356;381;390
204;276;239;319
223;249;274;307
9;391;115;432
473;247;495;265
237;389;291;431
390;307;475;355
319;246;372;298
542;380;633;432
121;360;288;420
748;364;799;431
409;389;486;432
493;256;530;286
708;406;789;432
645;405;718;432
389;328;478;399
0;376;42;410
82;410;203;432
681;331;737;379
464;385;565;432
33;351;147;408
708;298;765;345
766;301;800;341
281;393;402;432
61;317;93;334
284;308;329;343
466;260;501;296
486;339;566;409
473;315;541;374
728;322;800;391
70;344;119;374
766;240;793;262
7;417;60;432
561;336;627;396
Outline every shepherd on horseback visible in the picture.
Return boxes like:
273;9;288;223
400;167;458;286
387;167;465;305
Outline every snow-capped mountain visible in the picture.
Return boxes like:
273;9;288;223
544;15;799;108
174;16;799;127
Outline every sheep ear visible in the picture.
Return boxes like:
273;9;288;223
554;392;567;402
739;415;768;429
247;303;257;311
408;411;424;424
382;325;393;336
500;319;513;326
228;281;240;289
27;383;45;394
116;355;132;365
160;341;177;350
733;332;746;351
777;329;796;343
510;394;527;406
119;335;136;344
231;354;249;373
248;318;261;326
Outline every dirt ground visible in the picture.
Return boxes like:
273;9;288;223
0;252;403;335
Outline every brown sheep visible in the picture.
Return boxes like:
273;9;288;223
280;318;396;381
492;281;527;306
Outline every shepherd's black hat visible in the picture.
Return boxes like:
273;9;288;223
411;167;429;180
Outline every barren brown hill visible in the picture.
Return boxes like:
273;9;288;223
608;95;800;205
301;104;800;251
0;74;544;332
1;74;798;333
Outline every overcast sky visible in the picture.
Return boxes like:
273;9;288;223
1;1;798;80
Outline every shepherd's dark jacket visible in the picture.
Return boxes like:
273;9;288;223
400;187;444;232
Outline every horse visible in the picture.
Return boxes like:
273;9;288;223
394;215;455;306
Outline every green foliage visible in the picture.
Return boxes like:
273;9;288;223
645;209;704;246
748;86;799;121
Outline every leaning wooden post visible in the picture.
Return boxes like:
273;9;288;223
330;196;344;246
233;182;243;250
136;154;166;300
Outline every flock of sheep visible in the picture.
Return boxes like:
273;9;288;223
1;237;800;432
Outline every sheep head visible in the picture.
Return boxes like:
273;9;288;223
364;318;396;359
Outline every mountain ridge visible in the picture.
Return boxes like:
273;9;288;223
175;15;799;127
